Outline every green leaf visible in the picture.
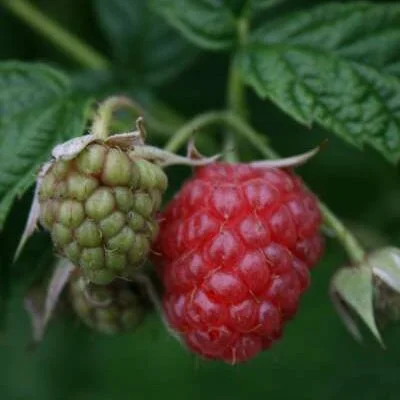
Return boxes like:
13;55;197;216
240;2;400;163
94;0;199;85
149;0;238;50
0;62;91;230
251;2;400;76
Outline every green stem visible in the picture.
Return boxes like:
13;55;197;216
227;57;246;118
224;16;249;162
319;203;366;264
91;96;143;139
164;111;225;153
164;111;273;156
1;0;109;70
164;110;366;265
224;113;276;159
224;57;245;162
224;61;242;162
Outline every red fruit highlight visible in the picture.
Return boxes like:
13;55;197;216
153;163;324;364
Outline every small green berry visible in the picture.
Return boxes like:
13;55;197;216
69;276;147;334
39;141;168;285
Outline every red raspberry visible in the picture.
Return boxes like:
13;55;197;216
153;163;323;364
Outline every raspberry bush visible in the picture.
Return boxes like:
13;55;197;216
1;0;400;398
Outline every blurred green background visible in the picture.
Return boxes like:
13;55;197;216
1;1;400;399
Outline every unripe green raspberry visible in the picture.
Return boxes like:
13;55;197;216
39;143;168;285
69;276;147;334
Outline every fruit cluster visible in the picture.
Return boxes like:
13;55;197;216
19;115;323;363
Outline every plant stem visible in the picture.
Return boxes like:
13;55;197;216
319;203;366;264
227;16;249;116
1;0;109;70
164;111;272;155
224;16;249;161
224;62;242;162
164;111;225;152
91;96;143;139
164;110;366;265
227;57;246;119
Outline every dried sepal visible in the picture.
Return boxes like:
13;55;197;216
186;138;207;160
52;130;144;161
52;135;98;160
14;161;52;261
25;258;76;343
105;131;144;148
130;145;220;167
135;116;147;141
250;141;326;169
24;287;47;346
